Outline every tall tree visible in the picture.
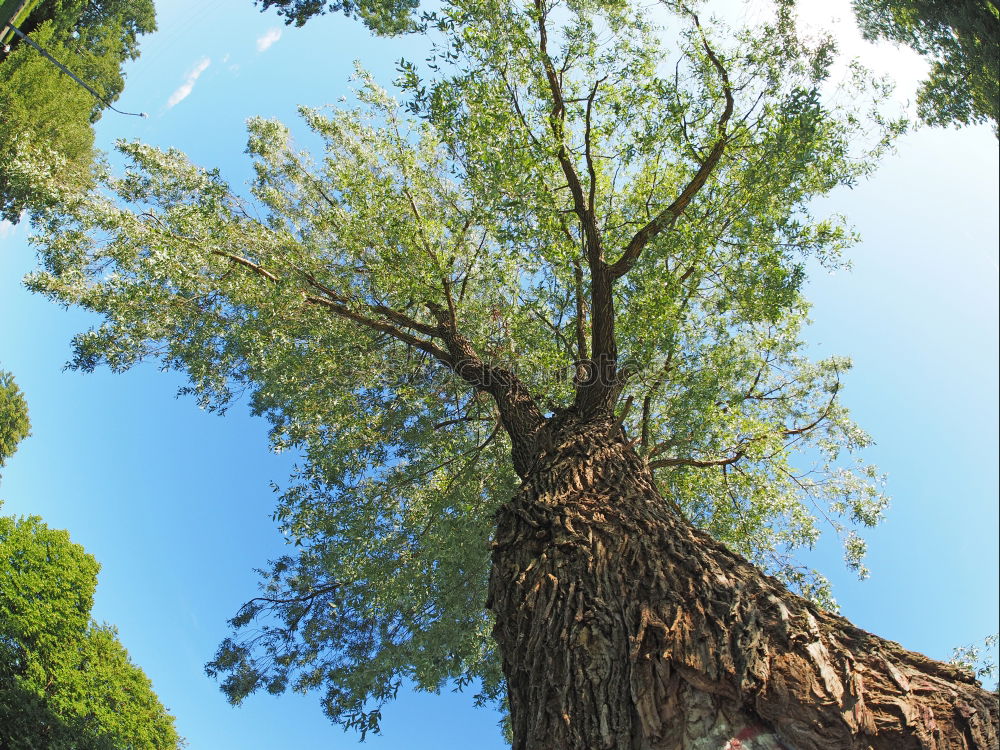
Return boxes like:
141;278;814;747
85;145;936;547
0;0;155;222
26;0;998;746
0;370;181;749
852;0;1000;135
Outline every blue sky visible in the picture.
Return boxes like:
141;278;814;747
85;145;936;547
0;0;997;747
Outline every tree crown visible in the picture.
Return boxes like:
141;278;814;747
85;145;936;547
0;513;182;748
27;0;903;734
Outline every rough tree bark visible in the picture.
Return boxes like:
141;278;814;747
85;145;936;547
487;410;999;750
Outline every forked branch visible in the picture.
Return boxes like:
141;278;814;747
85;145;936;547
534;0;604;267
609;11;734;280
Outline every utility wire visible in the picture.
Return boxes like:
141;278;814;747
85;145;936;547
2;22;147;117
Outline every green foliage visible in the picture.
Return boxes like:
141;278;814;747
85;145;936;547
0;514;182;748
852;0;1000;134
951;633;1000;688
31;0;156;58
0;370;30;470
0;0;155;221
28;0;903;737
255;0;418;34
0;21;97;222
25;0;157;100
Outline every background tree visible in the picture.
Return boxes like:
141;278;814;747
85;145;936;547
26;0;997;746
254;0;417;34
0;0;155;222
0;370;181;749
0;515;183;749
0;370;29;470
852;0;1000;134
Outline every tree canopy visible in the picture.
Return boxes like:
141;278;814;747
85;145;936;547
27;0;908;737
255;0;417;34
14;0;157;101
0;514;182;749
0;0;155;222
852;0;1000;134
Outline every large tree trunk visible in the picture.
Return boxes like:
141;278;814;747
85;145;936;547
487;411;999;750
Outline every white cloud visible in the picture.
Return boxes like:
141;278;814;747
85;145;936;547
0;219;19;240
166;57;211;109
256;27;281;52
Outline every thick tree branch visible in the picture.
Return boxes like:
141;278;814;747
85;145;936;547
216;202;542;467
301;292;450;361
299;271;441;338
426;302;545;476
140;211;447;356
222;241;544;473
533;0;603;267
195;241;453;364
609;13;734;280
212;248;280;283
533;0;617;414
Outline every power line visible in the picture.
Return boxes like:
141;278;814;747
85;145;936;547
2;22;147;118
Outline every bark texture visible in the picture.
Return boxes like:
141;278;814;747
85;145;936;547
487;411;999;750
